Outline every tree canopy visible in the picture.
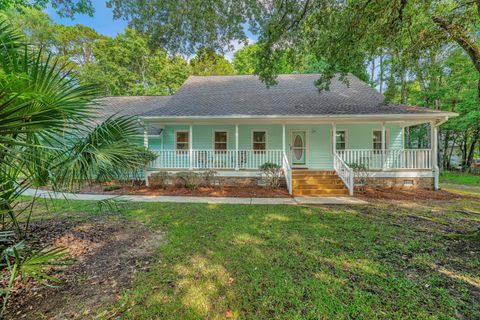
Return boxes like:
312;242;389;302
0;0;94;18
108;0;480;166
189;47;234;76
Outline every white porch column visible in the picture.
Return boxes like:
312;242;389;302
235;124;239;170
282;124;286;154
143;125;149;186
143;125;148;149
332;123;337;155
381;122;386;170
189;124;193;170
431;120;439;189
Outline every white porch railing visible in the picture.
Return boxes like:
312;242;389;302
336;149;432;170
333;153;354;196
282;151;292;195
148;150;284;170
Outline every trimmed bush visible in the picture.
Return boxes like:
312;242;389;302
259;162;283;189
201;170;218;187
149;171;171;189
176;172;202;190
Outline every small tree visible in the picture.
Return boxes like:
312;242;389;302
348;163;371;191
259;162;283;189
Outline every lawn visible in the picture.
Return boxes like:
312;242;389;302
440;171;480;186
7;193;480;319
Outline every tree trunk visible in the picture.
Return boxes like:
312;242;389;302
433;15;480;102
400;72;407;104
379;53;384;93
466;129;480;166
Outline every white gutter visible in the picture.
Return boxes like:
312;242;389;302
141;112;458;121
435;116;450;127
140;114;458;126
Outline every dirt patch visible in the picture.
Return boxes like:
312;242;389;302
4;216;164;319
356;187;466;201
72;184;290;198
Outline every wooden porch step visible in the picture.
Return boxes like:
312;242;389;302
291;169;349;197
293;184;347;190
293;189;349;196
292;170;336;175
292;180;344;189
292;172;338;177
292;177;344;183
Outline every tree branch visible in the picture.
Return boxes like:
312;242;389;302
432;15;480;72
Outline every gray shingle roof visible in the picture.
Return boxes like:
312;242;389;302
95;95;171;119
95;95;171;133
141;74;445;118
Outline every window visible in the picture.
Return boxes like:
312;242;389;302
252;131;266;151
335;130;346;150
175;131;189;150
214;131;228;152
373;130;388;150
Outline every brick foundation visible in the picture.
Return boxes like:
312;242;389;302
147;172;285;187
356;177;434;189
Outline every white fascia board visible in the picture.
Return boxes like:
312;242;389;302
141;113;458;125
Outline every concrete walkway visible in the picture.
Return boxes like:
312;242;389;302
22;189;367;205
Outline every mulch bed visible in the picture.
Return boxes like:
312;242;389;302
3;216;163;319
356;187;466;201
75;184;291;198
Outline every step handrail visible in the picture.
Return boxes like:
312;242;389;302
333;152;354;196
282;151;293;195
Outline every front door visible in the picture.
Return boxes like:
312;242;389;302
291;130;307;166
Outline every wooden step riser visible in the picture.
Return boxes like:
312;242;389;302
292;178;343;184
293;169;335;172
293;190;349;196
293;185;345;190
292;172;339;176
293;185;348;190
293;174;338;177
291;170;349;197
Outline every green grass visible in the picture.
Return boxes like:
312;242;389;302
440;171;480;186
27;196;480;319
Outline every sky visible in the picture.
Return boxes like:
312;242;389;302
46;0;255;61
46;0;127;37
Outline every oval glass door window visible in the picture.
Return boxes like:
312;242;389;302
293;134;304;160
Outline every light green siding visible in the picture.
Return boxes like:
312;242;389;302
146;123;405;169
238;125;283;150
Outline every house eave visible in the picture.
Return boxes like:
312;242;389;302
140;112;458;124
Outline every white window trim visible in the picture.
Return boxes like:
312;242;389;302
213;129;229;151
251;129;268;151
330;128;348;152
174;129;189;152
372;128;390;149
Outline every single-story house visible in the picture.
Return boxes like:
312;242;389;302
100;74;457;196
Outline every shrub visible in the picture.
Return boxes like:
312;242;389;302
348;162;370;190
259;162;283;188
201;170;218;187
176;172;202;190
149;171;171;189
103;184;122;192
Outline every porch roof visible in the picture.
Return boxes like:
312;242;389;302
140;74;457;120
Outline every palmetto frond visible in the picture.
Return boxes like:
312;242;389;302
56;115;147;188
0;18;151;309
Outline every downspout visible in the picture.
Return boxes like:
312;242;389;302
432;117;449;190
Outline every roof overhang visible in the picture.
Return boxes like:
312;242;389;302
140;112;458;125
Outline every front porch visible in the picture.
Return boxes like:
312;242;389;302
143;121;440;196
